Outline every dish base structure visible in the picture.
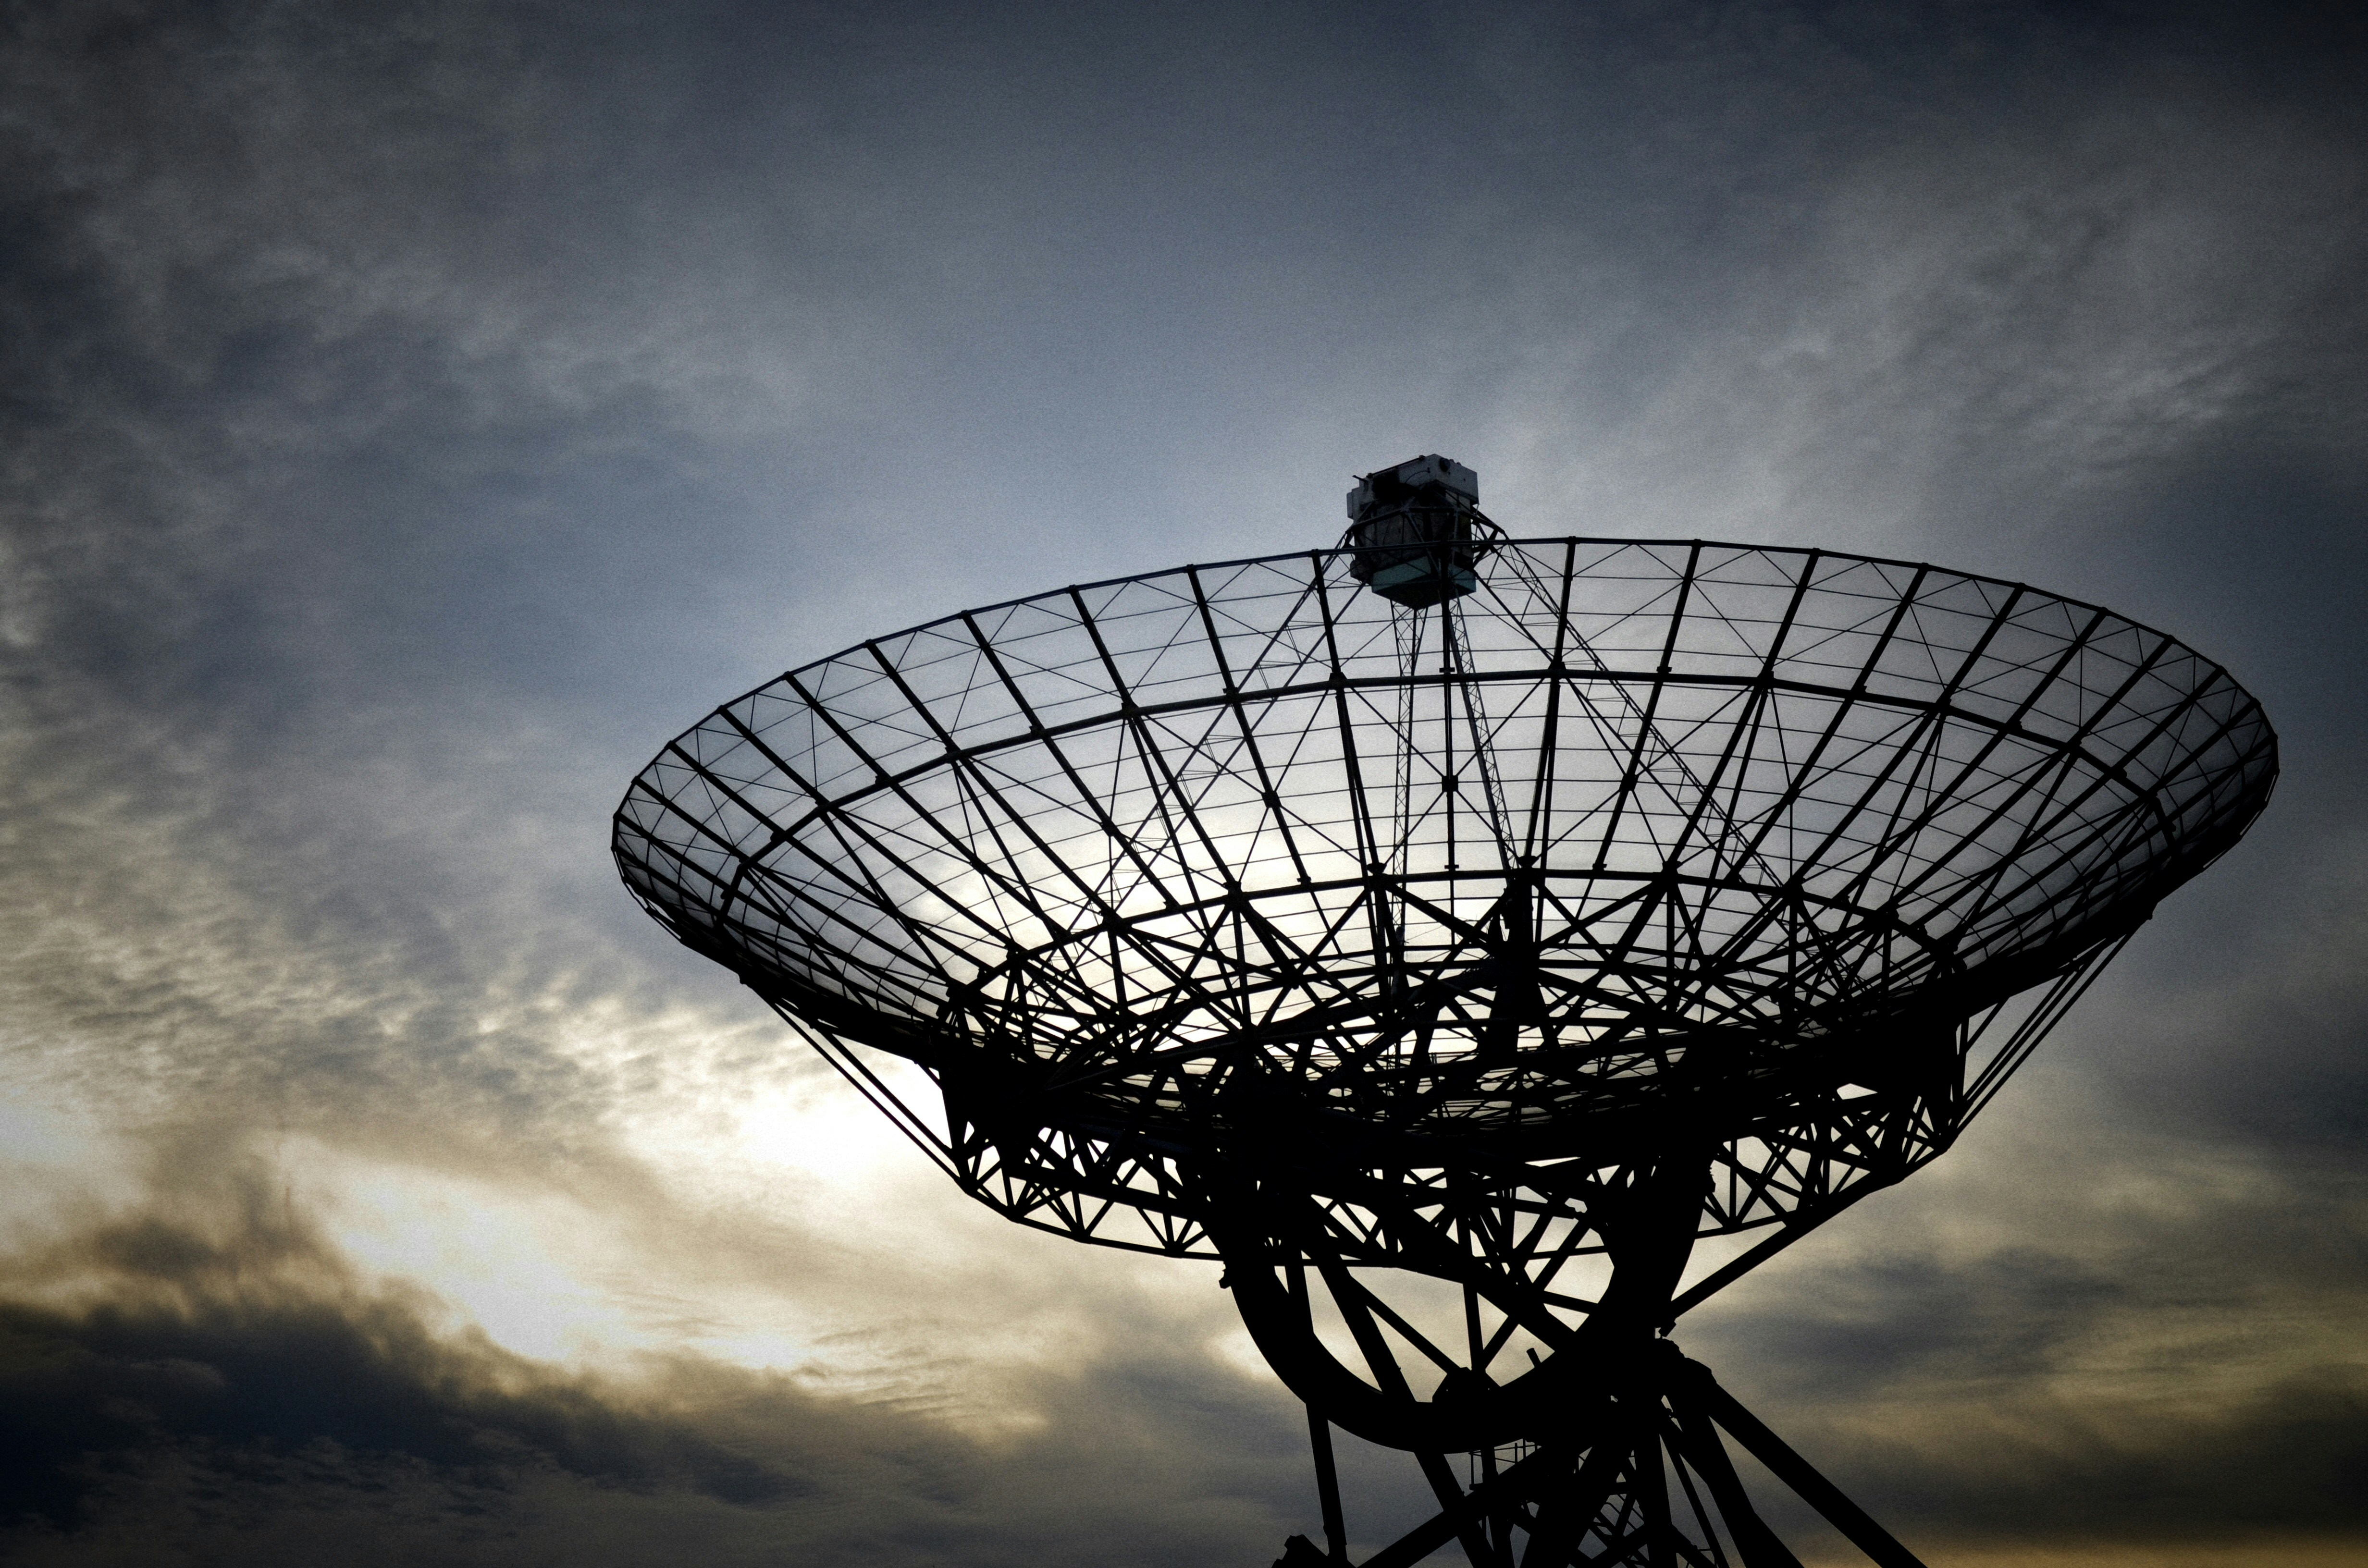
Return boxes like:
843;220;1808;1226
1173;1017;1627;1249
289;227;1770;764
618;531;2275;1567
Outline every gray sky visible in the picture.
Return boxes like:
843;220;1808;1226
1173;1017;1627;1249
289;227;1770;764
0;3;2361;1564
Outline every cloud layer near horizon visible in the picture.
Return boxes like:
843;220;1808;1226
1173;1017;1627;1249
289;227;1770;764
1;3;2362;1563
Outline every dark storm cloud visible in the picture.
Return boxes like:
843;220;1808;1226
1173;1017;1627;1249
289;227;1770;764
1667;1082;2368;1554
0;1139;1315;1566
1;0;2364;1563
1715;1238;2368;1543
0;1148;832;1546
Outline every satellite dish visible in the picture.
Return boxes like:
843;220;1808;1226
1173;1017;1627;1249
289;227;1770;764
617;457;2275;1568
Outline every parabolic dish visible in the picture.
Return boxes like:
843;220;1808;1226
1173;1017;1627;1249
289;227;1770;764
615;539;2274;1162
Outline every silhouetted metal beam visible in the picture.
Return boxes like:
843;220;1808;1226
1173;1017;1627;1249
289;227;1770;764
1678;1358;1927;1568
1355;1443;1567;1568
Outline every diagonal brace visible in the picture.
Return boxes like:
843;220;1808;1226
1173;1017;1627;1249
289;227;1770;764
1676;1358;1928;1568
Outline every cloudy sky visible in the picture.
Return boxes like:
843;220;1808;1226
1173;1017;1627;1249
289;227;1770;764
0;2;2362;1564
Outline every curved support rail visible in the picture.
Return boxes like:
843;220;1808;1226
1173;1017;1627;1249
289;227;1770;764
1202;1152;1704;1452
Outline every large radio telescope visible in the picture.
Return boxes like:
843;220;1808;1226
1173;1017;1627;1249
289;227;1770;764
617;457;2275;1568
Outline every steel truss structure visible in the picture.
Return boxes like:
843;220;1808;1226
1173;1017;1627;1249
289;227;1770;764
617;534;2275;1567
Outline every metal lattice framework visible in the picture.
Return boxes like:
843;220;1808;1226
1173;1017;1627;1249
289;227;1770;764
617;534;2274;1568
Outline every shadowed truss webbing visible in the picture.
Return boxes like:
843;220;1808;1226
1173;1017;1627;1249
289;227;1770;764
617;536;2273;1251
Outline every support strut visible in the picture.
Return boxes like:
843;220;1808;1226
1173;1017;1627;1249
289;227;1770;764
1276;1347;1929;1568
